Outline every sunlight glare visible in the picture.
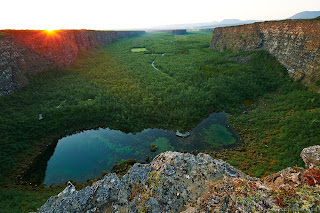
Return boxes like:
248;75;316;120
44;29;57;37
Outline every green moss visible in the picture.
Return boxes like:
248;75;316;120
111;159;136;177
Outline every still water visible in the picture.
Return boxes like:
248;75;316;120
41;112;237;186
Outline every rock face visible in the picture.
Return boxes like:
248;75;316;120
0;30;144;96
39;152;246;212
37;148;320;212
210;19;320;92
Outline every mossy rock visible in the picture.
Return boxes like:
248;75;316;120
150;145;158;152
111;159;137;177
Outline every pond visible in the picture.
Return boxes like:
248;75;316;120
131;48;148;52
25;112;238;186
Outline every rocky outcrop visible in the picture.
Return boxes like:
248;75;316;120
38;146;320;212
301;145;320;168
210;19;320;92
38;152;246;212
0;30;144;96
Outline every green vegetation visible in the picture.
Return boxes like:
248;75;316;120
1;31;320;212
111;159;137;177
212;86;320;177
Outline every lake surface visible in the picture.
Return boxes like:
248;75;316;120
27;112;238;186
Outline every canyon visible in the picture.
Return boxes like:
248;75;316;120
0;30;143;96
2;19;319;96
1;20;320;213
211;19;320;92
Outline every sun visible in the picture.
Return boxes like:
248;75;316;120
46;29;55;33
44;29;58;37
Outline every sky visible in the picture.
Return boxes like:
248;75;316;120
1;0;320;30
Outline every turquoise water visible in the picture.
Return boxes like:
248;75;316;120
29;112;237;186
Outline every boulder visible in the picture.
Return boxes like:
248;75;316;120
300;145;320;168
38;152;247;212
38;147;320;213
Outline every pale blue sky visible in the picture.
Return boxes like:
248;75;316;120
1;0;320;30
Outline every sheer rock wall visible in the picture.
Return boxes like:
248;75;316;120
0;30;144;96
210;20;320;92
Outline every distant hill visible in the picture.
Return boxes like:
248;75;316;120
288;11;320;19
148;19;261;31
198;19;261;29
219;19;245;25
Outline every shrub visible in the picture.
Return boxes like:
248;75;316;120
304;168;320;186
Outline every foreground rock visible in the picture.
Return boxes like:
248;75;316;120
39;147;320;212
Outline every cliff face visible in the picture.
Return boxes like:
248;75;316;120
0;30;144;96
210;20;320;92
38;146;320;213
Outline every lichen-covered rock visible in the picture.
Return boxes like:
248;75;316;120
38;174;120;213
263;167;305;188
38;148;320;213
301;145;320;168
210;19;320;92
196;177;276;212
38;152;247;213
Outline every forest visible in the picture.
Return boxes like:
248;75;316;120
0;31;319;212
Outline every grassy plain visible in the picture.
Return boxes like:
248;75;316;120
0;31;320;212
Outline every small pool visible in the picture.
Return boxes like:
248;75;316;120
25;112;238;186
131;48;148;52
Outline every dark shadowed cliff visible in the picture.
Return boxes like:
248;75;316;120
0;30;144;96
210;19;320;92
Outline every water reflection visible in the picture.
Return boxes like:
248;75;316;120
36;112;237;186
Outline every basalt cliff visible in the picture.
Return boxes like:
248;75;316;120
38;146;320;212
0;30;144;96
210;19;320;92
